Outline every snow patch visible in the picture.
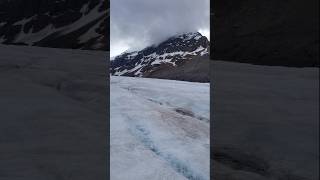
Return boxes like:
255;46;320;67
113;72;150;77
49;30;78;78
13;16;34;26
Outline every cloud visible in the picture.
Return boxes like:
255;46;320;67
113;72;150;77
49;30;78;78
110;0;210;57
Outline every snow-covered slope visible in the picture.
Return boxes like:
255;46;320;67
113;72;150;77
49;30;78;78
110;32;209;77
0;45;108;179
110;76;210;180
211;61;319;180
0;44;318;180
0;0;108;50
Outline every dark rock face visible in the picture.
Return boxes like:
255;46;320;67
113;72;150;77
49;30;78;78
110;32;209;80
146;55;210;83
211;0;319;67
0;0;109;50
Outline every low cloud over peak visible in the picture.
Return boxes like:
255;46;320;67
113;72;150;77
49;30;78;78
110;0;209;57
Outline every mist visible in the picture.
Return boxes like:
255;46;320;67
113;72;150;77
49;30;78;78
110;0;210;57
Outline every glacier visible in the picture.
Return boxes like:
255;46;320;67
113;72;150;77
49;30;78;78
110;76;210;180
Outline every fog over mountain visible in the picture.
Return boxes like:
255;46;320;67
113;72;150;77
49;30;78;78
111;32;210;82
110;0;210;57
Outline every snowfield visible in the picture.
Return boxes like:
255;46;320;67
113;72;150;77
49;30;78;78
1;45;318;179
110;76;210;180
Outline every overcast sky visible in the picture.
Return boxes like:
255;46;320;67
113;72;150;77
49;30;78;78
110;0;210;57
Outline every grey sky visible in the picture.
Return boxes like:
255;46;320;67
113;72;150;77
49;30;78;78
110;0;210;57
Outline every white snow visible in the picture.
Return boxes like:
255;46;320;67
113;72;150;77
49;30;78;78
111;76;210;180
112;31;209;76
6;2;105;46
114;69;128;76
128;51;138;59
113;46;208;76
63;3;104;35
13;24;55;45
78;18;102;43
12;16;34;26
193;46;206;54
80;3;90;14
77;7;108;44
0;36;5;43
200;48;208;56
176;32;202;41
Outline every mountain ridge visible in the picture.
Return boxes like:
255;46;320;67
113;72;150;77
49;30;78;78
110;32;210;81
0;0;109;50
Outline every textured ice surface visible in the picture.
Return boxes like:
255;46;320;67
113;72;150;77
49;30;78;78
110;76;210;180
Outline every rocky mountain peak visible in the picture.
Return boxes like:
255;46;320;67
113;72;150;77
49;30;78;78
110;32;209;77
0;0;109;50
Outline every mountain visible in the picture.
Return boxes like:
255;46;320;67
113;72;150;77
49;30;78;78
0;0;109;50
110;32;210;82
211;0;319;67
